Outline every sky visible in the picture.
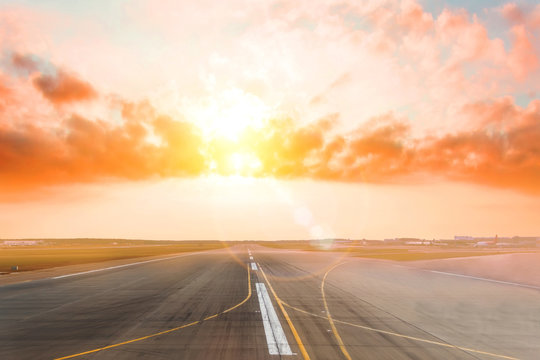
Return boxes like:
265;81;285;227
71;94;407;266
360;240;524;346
0;0;539;240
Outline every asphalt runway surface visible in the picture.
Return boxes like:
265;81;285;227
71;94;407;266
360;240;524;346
1;246;539;359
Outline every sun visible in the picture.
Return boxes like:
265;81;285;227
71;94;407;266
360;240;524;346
188;88;269;141
228;152;262;175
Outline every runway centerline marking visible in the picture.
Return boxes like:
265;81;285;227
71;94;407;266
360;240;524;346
251;262;258;271
52;252;201;280
259;266;311;360
256;283;293;355
54;264;252;360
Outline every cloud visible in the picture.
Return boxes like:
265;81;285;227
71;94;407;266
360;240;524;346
228;98;539;194
500;3;526;25
398;0;434;34
419;98;540;193
0;94;539;195
310;73;352;105
11;52;40;73
507;25;539;81
33;70;97;104
312;98;540;194
0;1;539;197
0;103;204;191
0;75;12;110
500;3;540;30
10;53;97;105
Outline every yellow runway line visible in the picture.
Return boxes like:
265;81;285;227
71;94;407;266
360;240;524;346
54;265;252;360
221;265;252;314
282;264;519;360
54;321;200;360
259;266;311;360
321;262;352;360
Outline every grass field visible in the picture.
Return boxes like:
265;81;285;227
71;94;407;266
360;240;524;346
345;250;511;261
0;240;227;273
2;239;536;274
256;240;535;261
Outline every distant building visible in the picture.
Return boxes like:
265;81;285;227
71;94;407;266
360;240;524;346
397;238;422;242
454;236;474;241
405;241;431;245
383;238;427;245
3;240;41;246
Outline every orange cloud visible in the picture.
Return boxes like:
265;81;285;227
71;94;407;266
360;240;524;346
0;106;204;191
0;95;539;195
322;98;540;193
10;53;97;105
0;75;12;111
310;113;413;183
33;70;97;104
421;99;540;193
1;1;539;197
232;99;540;194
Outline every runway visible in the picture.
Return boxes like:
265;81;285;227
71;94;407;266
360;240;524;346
1;246;539;359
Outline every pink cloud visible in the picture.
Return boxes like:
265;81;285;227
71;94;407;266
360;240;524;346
398;0;434;34
508;25;539;81
500;3;540;30
500;3;526;24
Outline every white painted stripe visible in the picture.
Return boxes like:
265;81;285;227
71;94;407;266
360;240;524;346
256;283;292;355
52;253;195;280
250;256;253;260
429;270;540;290
251;263;258;271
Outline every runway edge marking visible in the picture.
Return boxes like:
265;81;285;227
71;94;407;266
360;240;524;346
428;270;540;290
54;264;252;360
52;252;201;280
259;265;311;360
